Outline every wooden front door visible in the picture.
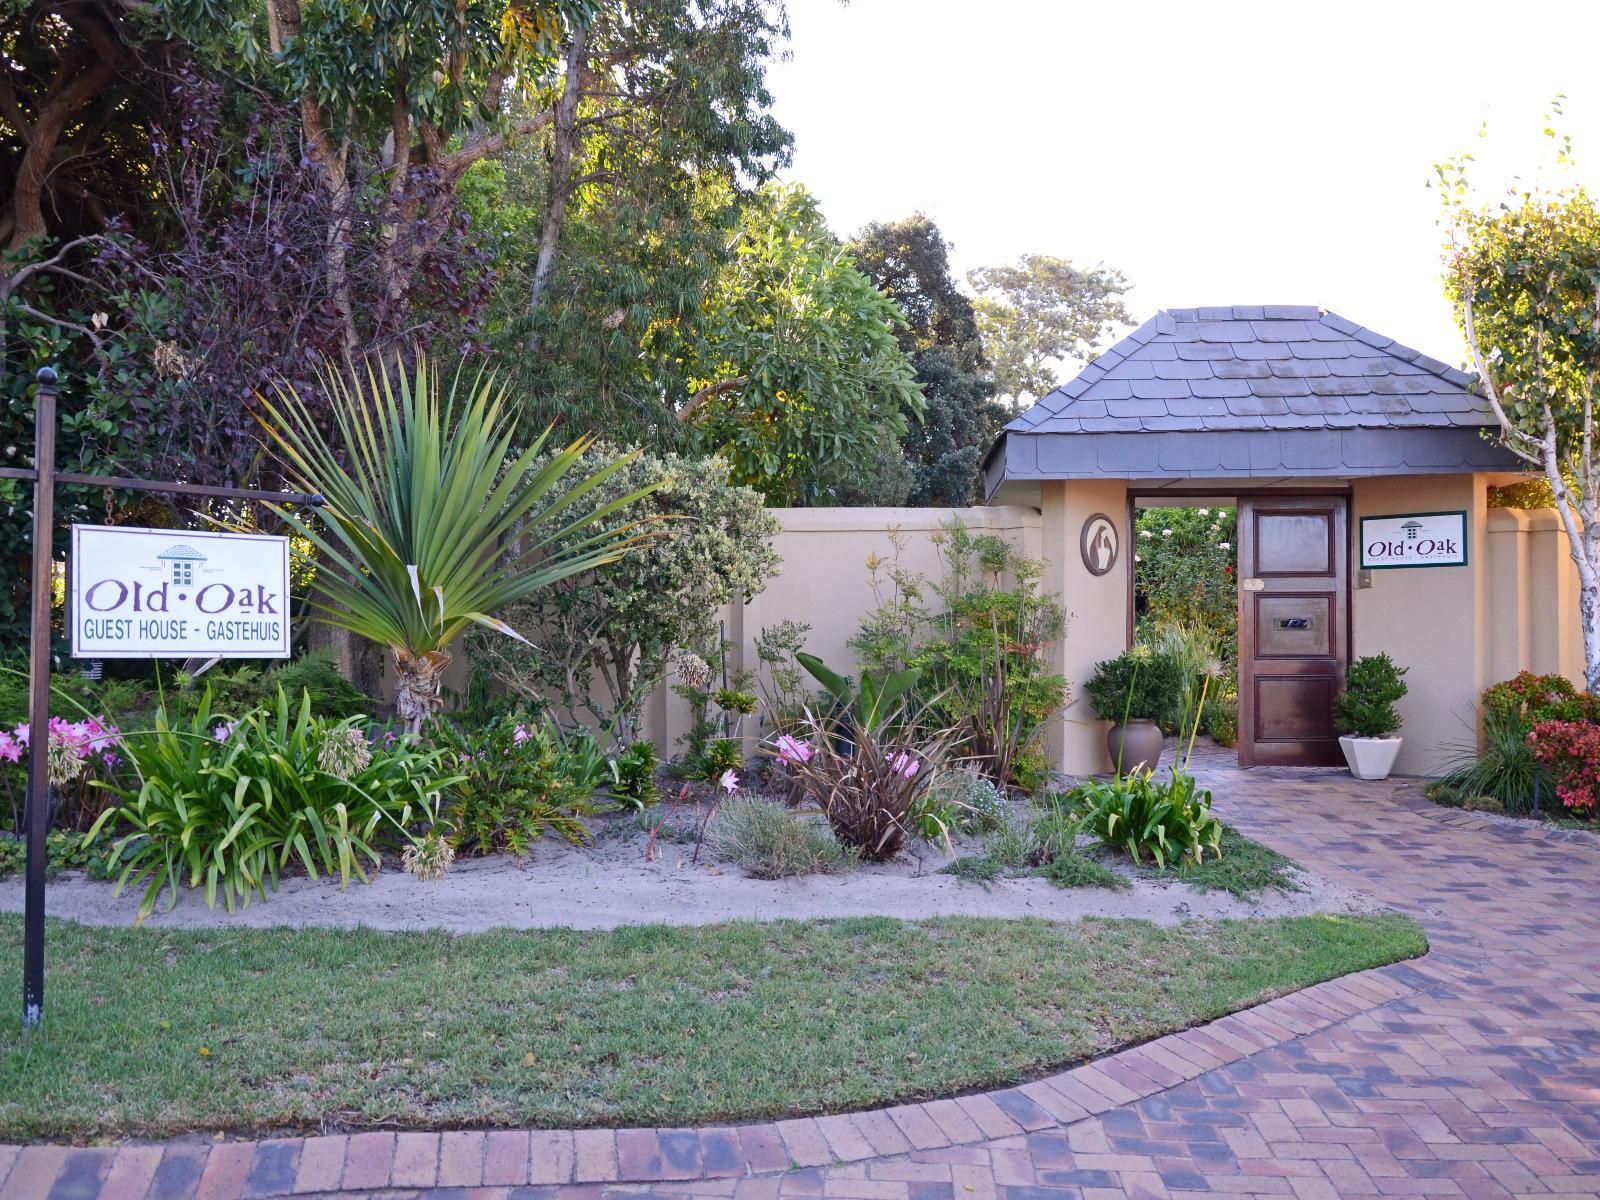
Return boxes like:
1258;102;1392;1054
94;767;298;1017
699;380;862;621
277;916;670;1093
1237;495;1348;767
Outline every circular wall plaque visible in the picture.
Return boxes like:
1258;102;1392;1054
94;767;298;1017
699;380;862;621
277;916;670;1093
1080;513;1119;577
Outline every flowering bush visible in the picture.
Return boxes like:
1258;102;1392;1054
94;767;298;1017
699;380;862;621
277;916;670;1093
1134;506;1237;661
1527;720;1600;812
1483;671;1596;727
0;714;124;833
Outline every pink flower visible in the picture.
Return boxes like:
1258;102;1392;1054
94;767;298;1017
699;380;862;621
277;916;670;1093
213;722;236;742
718;769;740;794
775;734;814;764
48;717;92;758
0;731;20;764
13;724;27;747
512;725;531;745
889;751;920;780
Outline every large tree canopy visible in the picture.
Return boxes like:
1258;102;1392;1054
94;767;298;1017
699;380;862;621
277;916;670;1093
847;213;1004;505
679;184;924;506
968;254;1132;407
1441;122;1600;690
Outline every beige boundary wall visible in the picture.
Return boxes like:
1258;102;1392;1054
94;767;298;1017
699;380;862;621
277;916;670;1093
641;505;1042;759
418;485;1584;780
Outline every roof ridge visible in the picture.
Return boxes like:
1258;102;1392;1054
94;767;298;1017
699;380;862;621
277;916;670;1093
1316;309;1476;390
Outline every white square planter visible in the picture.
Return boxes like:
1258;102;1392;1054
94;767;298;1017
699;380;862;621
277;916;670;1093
1338;735;1403;781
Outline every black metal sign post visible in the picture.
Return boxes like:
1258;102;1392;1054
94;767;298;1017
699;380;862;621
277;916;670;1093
1;367;321;1029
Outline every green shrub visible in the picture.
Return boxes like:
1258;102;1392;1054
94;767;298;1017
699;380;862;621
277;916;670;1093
1334;654;1408;738
1068;768;1223;869
1140;617;1222;733
848;520;1067;792
930;769;1011;835
0;830;121;881
259;652;371;720
428;716;598;855
91;689;451;920
608;740;658;809
710;797;856;879
1204;696;1238;747
1083;647;1184;722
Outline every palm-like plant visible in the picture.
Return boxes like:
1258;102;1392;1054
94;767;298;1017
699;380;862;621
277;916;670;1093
260;353;656;731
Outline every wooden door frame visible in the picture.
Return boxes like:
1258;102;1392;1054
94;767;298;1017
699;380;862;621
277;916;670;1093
1126;487;1352;767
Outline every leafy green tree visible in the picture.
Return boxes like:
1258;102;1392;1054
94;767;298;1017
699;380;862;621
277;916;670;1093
968;254;1132;406
1440;115;1600;690
847;214;1005;505
679;184;924;505
1134;506;1237;656
471;445;780;745
261;353;656;731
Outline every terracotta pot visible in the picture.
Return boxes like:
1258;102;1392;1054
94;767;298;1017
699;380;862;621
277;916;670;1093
1106;718;1164;774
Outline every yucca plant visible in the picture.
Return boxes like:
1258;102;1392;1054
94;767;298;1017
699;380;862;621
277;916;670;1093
259;352;657;731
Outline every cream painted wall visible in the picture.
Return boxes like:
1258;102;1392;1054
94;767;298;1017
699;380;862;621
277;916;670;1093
648;505;1044;758
1349;474;1489;775
1485;507;1585;687
1039;479;1131;776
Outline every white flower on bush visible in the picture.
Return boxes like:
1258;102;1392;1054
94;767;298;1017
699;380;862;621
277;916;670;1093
1218;541;1231;550
1161;528;1173;537
1134;554;1141;563
718;769;740;793
1139;529;1153;539
1198;507;1210;516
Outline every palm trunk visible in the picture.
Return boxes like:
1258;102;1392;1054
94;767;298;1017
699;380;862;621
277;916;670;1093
394;648;452;735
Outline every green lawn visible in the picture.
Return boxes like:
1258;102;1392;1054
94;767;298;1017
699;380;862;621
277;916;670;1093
0;912;1424;1140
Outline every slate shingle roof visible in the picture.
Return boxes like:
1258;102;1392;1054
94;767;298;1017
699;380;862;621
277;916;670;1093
1008;306;1487;435
985;305;1524;492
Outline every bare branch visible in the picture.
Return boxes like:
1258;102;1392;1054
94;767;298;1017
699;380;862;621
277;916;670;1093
676;377;748;424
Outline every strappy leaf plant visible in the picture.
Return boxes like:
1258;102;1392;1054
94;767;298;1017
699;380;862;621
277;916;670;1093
259;353;658;730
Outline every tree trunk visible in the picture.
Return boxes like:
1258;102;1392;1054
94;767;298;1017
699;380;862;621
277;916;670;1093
393;648;452;735
527;24;588;333
7;55;118;251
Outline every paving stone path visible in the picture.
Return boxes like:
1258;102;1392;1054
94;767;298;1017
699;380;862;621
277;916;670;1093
4;762;1599;1200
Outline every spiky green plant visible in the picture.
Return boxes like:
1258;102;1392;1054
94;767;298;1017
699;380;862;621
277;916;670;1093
259;353;657;730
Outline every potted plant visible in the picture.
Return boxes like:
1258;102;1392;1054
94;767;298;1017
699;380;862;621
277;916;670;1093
1083;647;1182;774
1334;653;1409;780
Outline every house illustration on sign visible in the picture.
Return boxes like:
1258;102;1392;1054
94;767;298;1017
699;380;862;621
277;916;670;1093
156;544;207;586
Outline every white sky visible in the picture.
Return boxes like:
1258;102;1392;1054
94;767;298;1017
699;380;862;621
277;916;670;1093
768;0;1600;376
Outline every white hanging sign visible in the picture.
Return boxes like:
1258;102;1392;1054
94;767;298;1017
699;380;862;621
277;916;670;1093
1359;511;1468;570
70;525;292;658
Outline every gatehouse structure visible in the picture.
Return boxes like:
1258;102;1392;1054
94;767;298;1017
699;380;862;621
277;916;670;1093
983;304;1577;775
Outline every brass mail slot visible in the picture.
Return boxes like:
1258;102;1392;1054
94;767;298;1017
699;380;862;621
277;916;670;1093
1273;616;1313;631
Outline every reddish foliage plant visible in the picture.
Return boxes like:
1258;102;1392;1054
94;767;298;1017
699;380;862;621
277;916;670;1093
1527;720;1600;812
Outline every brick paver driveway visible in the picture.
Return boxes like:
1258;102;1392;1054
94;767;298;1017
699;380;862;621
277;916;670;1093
4;762;1599;1200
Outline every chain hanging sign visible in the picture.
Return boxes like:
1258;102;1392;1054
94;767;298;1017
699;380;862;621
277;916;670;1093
70;525;292;658
1359;510;1468;570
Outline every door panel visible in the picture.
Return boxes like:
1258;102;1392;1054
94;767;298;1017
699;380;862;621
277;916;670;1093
1238;497;1348;767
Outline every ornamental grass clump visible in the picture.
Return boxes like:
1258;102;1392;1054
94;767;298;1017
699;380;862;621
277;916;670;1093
709;796;856;879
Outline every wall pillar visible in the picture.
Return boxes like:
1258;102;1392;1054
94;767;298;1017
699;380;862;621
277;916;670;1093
1040;478;1131;776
